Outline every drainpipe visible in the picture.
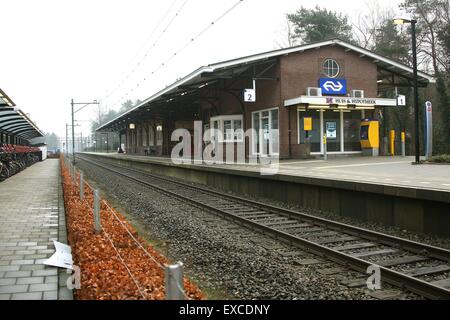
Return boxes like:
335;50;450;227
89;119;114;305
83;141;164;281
288;106;292;158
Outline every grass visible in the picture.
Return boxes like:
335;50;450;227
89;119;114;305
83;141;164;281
428;154;450;164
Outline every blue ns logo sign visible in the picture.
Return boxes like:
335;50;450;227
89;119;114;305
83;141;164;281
319;78;347;95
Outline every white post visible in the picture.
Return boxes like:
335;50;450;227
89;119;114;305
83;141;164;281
93;190;102;234
80;173;84;201
165;262;185;300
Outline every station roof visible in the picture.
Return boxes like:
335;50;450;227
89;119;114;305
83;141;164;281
0;88;44;141
97;38;435;132
0;88;16;107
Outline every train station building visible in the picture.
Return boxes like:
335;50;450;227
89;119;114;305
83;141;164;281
97;39;435;159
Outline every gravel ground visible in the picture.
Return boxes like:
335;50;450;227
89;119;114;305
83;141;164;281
75;158;417;300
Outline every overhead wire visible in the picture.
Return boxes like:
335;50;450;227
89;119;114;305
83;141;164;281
105;0;189;102
108;0;245;111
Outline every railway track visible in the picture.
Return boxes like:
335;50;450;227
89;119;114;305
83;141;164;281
77;155;450;299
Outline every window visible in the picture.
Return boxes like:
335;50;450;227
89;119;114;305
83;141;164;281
210;115;244;142
156;125;163;146
224;120;232;141
234;119;243;141
142;126;147;146
323;59;340;78
252;108;279;156
148;125;155;147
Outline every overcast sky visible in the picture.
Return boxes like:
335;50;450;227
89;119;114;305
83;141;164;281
0;0;403;138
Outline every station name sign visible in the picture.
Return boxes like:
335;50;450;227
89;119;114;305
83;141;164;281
284;95;398;108
329;97;377;105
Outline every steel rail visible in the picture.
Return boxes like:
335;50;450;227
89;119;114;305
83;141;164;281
78;155;450;299
79;155;450;262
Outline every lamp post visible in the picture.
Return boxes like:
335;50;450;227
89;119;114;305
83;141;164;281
71;99;100;165
394;18;420;164
129;123;135;154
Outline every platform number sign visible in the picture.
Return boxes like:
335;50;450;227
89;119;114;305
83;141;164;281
397;95;406;106
244;89;256;103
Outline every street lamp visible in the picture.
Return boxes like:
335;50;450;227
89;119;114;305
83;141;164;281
394;17;420;164
71;99;100;165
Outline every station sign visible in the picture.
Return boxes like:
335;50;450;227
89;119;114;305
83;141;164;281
326;122;337;139
284;95;398;108
244;89;256;102
244;79;257;103
303;117;313;131
319;78;347;95
397;95;406;106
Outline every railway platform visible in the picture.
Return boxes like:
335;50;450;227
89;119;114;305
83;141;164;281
0;159;72;300
81;153;450;237
88;154;450;191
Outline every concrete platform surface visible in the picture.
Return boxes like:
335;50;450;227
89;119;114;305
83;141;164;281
87;153;450;192
0;159;72;300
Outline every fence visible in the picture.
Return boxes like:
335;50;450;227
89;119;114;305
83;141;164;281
61;154;191;300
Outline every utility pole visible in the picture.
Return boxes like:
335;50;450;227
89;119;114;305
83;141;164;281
71;99;99;165
71;99;75;164
411;20;420;164
65;123;69;155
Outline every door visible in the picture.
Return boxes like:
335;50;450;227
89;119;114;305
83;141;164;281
261;117;270;156
323;110;341;152
252;109;279;157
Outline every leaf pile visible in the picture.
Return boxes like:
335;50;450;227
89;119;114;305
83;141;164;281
61;161;204;300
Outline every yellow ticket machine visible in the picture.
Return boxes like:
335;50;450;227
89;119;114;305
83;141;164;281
360;120;379;156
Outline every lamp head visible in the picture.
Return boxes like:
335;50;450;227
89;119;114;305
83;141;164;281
394;18;413;25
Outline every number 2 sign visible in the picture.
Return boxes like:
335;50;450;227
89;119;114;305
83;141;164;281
244;89;256;102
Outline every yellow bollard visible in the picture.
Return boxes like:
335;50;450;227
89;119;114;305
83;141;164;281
401;132;406;157
390;130;396;156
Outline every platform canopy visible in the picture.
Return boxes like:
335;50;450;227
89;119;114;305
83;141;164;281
97;38;435;133
0;88;15;107
0;88;44;141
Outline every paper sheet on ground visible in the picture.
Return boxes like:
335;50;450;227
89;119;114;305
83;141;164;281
42;240;73;269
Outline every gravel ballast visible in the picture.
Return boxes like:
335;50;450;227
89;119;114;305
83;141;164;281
76;158;423;300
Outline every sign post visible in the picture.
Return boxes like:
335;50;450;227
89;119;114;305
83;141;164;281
424;101;433;160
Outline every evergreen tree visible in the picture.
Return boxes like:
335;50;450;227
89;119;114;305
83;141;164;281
287;6;354;44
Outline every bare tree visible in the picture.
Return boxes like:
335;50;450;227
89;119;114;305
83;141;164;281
274;17;299;49
352;0;393;49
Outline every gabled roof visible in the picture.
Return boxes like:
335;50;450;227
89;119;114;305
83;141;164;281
97;38;435;132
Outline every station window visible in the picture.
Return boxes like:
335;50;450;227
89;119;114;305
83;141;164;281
210;115;244;143
148;125;155;146
156;125;163;146
142;126;147;146
323;59;340;78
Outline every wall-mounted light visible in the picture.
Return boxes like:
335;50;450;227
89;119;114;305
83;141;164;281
157;125;163;132
129;123;135;130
